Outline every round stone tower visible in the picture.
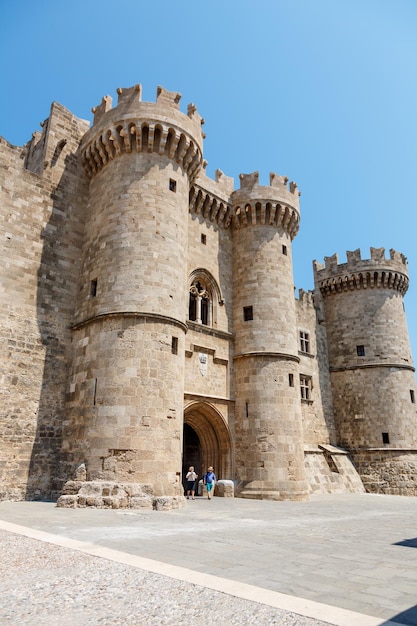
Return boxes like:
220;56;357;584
232;172;309;500
314;248;417;494
63;85;204;496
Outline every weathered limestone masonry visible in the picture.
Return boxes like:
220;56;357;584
0;82;416;508
232;173;309;500
0;104;89;501
61;85;204;507
314;249;417;494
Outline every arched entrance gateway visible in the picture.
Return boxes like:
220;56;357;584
182;401;233;494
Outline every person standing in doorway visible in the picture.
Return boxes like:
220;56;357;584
203;466;217;499
185;466;198;499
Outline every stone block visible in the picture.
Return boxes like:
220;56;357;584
130;495;153;509
153;495;186;511
215;479;234;497
61;480;84;495
153;496;171;511
56;495;77;508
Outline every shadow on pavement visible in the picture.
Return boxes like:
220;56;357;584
384;604;417;625
393;538;417;548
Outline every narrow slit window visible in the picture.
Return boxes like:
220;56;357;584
289;373;294;387
243;306;253;321
189;291;197;321
410;390;415;403
382;432;390;444
90;279;97;297
201;296;209;325
282;245;287;255
169;178;176;192
201;233;207;245
171;337;178;355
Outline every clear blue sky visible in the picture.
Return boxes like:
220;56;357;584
1;0;417;364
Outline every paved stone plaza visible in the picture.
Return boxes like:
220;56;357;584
0;493;416;625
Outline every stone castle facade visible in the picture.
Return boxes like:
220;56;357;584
1;83;417;508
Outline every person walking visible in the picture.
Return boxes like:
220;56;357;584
185;466;198;499
203;466;217;499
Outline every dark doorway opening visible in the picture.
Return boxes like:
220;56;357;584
182;423;202;495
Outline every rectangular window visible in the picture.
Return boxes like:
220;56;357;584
201;233;207;245
171;337;178;355
243;306;253;321
382;432;390;444
299;331;310;354
282;245;287;255
411;390;415;403
90;279;97;297
169;178;176;192
289;373;294;387
356;345;365;357
300;375;311;401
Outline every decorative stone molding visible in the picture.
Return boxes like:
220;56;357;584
318;270;408;297
189;184;233;228
81;120;202;181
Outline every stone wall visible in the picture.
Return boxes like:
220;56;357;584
295;290;336;446
304;445;365;494
0;104;88;500
351;449;417;495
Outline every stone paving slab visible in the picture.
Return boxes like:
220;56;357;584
0;493;416;625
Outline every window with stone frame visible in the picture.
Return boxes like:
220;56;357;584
189;279;211;326
300;374;312;402
299;331;310;354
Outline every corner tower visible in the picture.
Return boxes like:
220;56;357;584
232;172;309;500
314;248;417;494
63;85;204;496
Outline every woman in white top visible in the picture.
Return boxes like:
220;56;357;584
185;466;198;499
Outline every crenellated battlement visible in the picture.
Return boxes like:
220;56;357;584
231;171;300;238
296;288;314;305
235;171;300;200
80;84;205;181
314;248;409;297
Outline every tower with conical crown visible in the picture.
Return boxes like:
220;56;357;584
62;85;204;497
314;248;417;493
232;172;309;500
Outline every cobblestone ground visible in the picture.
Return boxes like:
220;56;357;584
0;529;330;626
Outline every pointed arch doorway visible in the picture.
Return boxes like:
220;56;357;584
182;401;233;494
